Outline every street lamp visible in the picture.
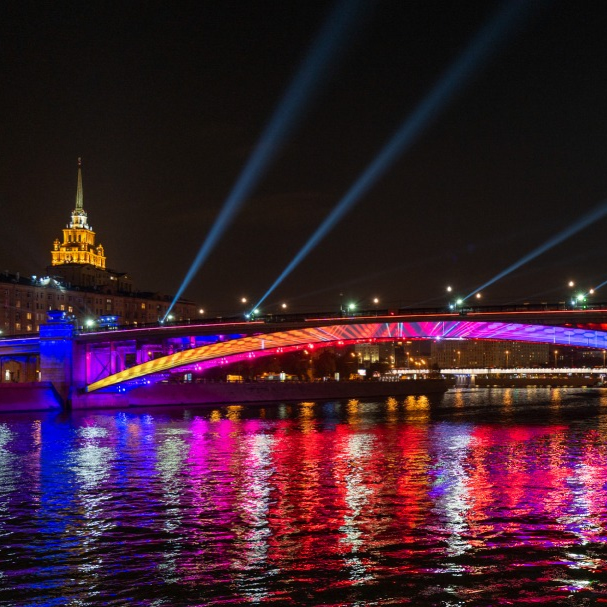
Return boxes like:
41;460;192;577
554;350;558;368
602;349;606;367
505;350;510;368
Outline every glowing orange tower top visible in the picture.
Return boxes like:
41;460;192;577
51;158;106;269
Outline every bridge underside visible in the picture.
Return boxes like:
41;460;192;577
85;320;607;392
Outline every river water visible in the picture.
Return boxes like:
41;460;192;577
2;387;607;606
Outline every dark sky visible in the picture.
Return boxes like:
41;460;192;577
2;0;607;315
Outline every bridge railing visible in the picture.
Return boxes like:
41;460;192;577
72;300;607;335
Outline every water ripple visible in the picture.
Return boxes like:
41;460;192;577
1;389;607;605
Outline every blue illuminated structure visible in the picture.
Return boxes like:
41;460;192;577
39;311;76;403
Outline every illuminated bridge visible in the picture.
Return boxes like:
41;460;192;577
3;302;607;405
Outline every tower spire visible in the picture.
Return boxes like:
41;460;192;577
51;158;105;269
75;157;83;211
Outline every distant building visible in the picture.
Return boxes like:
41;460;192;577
1;159;198;335
354;342;396;366
431;339;550;368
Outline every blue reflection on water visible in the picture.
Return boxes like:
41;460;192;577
1;389;607;605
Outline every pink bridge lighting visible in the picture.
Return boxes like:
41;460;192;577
86;320;607;392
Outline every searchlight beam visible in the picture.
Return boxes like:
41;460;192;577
466;200;607;300
253;0;533;312
165;0;369;320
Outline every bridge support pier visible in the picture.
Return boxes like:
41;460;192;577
39;314;76;406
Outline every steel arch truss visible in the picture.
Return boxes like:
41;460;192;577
86;320;607;392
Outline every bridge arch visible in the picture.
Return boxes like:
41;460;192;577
86;320;607;392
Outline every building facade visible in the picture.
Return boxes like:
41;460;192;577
431;339;550;368
1;160;198;335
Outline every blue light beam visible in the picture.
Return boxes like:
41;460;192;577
165;0;369;320
593;277;607;292
253;0;533;312
466;200;607;300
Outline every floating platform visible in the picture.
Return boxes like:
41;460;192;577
67;378;450;410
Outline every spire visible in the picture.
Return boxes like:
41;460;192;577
75;157;83;211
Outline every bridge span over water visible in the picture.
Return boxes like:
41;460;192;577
3;304;607;402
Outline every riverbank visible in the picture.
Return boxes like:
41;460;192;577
0;382;62;411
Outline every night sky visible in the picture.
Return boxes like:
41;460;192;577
2;1;607;316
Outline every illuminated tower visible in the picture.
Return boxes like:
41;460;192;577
51;158;106;269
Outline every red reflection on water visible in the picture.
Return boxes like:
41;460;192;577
18;402;607;605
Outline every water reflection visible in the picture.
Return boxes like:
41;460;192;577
1;389;607;605
429;424;473;564
338;433;375;585
0;423;18;549
232;433;275;601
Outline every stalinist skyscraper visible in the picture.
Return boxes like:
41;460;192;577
51;158;106;269
0;158;198;336
47;158;132;292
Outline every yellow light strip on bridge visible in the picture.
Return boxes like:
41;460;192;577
86;324;364;392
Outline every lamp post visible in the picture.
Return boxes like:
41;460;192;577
505;350;510;368
554;350;558;368
567;281;576;308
